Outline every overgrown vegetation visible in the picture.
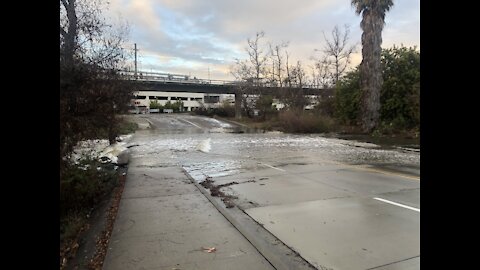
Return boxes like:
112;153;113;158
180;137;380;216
201;45;418;137
60;0;133;267
334;45;420;134
334;67;361;125
59;115;137;269
278;110;337;133
59;157;121;269
60;0;132;167
60;159;118;221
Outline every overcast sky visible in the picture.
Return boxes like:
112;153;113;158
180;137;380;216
107;0;420;81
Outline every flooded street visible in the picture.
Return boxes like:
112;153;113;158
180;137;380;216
125;114;420;270
129;114;419;182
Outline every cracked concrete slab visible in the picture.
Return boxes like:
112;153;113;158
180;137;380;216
245;197;420;270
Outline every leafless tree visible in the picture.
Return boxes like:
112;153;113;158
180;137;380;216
291;61;307;88
231;31;270;117
268;43;277;86
314;56;333;88
284;50;292;87
318;25;356;86
247;31;268;87
280;60;308;109
268;41;289;87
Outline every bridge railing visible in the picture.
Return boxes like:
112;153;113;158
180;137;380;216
119;70;238;86
119;70;325;89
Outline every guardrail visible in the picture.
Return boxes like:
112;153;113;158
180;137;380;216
119;70;235;85
119;70;325;89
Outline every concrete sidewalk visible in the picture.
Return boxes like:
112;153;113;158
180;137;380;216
102;157;274;270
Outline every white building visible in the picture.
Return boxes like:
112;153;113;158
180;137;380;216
131;91;320;113
131;91;235;112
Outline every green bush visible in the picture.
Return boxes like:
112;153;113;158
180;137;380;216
164;100;184;112
60;159;118;218
380;46;420;129
149;100;163;110
334;68;361;125
334;45;420;131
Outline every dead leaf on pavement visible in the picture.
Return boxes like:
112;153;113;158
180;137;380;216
202;247;216;253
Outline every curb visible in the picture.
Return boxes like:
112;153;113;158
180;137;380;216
181;168;319;270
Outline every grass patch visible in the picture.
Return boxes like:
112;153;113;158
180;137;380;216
117;119;138;135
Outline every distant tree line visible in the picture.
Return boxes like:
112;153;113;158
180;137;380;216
230;26;356;117
230;1;420;134
230;29;419;134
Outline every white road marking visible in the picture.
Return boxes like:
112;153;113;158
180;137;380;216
180;118;203;129
262;163;286;172
374;197;420;212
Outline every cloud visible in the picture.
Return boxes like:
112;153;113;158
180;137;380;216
105;0;420;80
109;0;161;32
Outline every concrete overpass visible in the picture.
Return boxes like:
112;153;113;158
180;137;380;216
123;70;334;117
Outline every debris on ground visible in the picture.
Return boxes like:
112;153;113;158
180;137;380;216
202;247;217;253
199;177;238;208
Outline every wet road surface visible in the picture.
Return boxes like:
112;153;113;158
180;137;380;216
128;114;420;270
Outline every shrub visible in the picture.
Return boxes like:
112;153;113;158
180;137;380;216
193;101;235;117
60;159;118;218
278;110;336;133
334;68;361;125
149;100;163;110
117;120;138;135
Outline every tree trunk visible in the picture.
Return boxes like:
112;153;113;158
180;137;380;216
62;0;77;68
359;9;384;133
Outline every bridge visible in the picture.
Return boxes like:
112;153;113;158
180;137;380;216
121;70;334;118
121;70;333;96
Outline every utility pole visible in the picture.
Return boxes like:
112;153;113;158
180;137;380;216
208;66;210;83
134;43;138;79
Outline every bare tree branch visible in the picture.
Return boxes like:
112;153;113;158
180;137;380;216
319;24;356;86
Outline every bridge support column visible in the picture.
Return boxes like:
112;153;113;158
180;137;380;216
235;88;242;119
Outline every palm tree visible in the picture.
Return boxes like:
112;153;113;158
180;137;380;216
352;0;394;132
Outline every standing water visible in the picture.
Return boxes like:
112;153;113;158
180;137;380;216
129;115;419;182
